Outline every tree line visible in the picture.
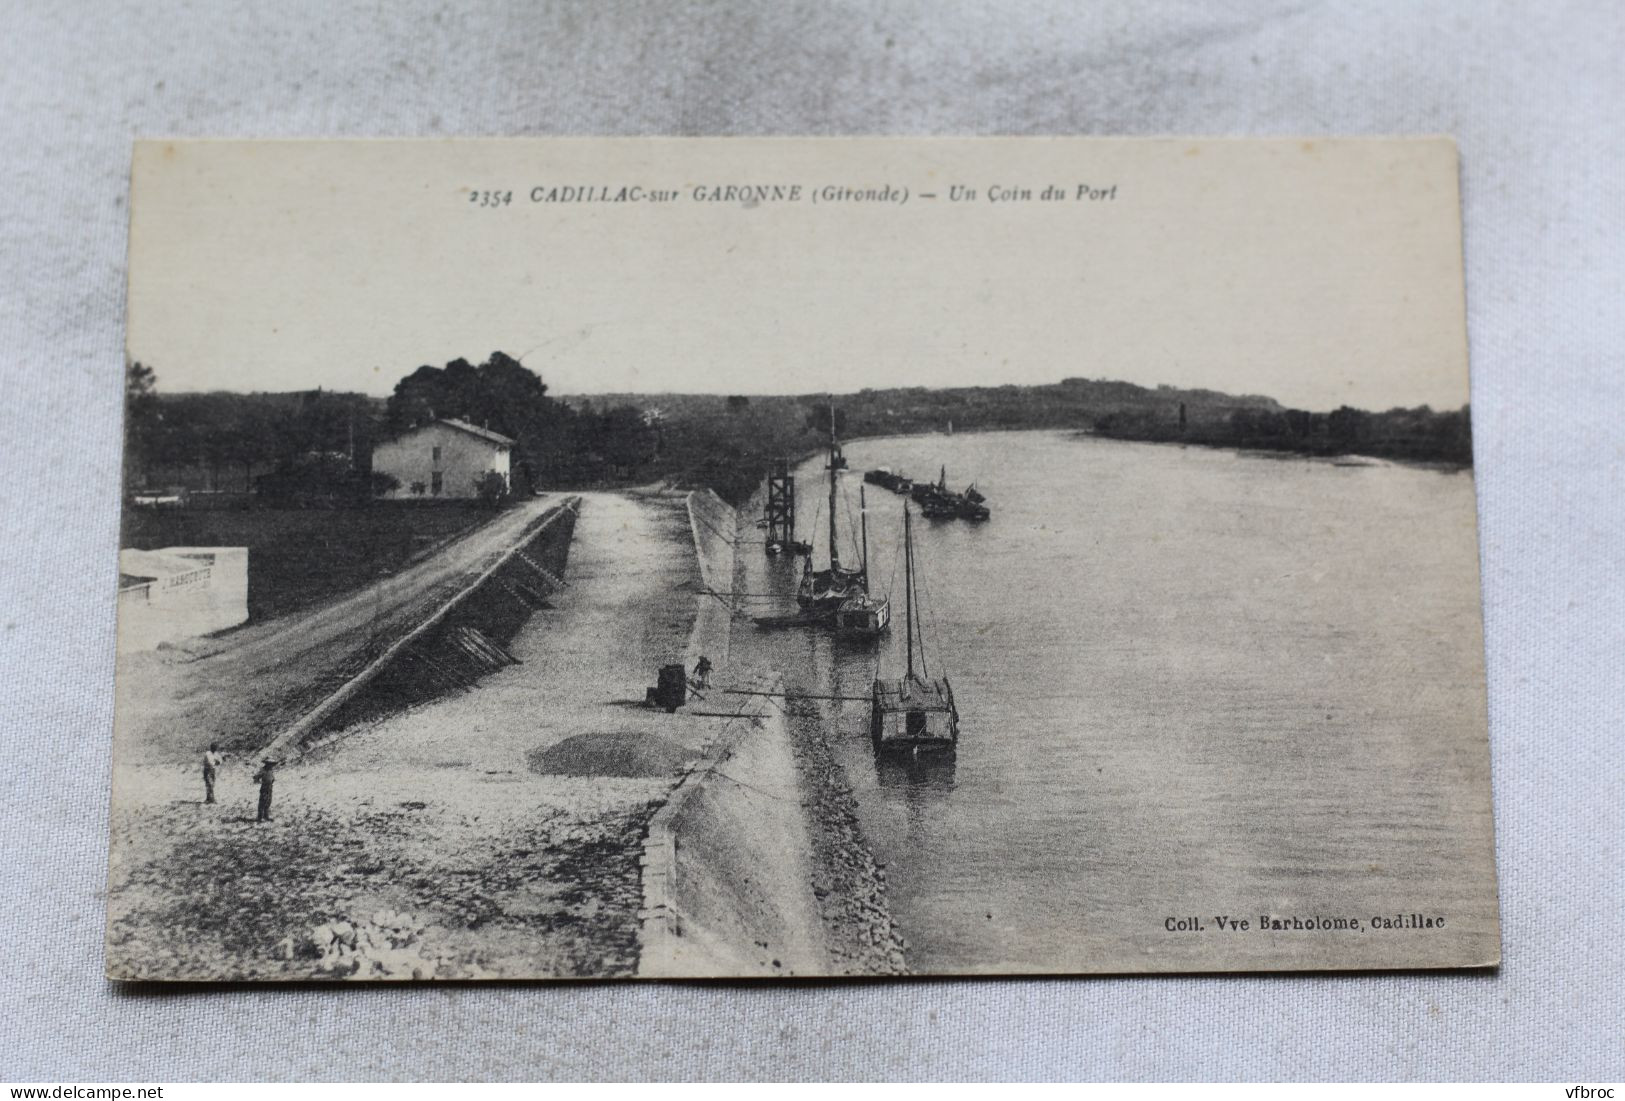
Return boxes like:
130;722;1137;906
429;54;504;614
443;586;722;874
125;355;1473;511
123;354;686;504
1093;401;1472;464
124;362;384;497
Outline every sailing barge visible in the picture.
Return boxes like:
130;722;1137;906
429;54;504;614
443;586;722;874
871;502;959;755
758;408;891;638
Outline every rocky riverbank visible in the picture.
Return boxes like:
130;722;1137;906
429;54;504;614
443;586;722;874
787;705;910;976
704;480;910;976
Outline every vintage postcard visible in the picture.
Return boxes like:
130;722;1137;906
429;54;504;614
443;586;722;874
109;137;1497;980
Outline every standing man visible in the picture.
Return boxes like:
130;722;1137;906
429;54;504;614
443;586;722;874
693;655;713;689
252;758;277;822
201;742;224;804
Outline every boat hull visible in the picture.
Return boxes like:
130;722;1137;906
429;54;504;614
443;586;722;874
797;566;867;610
870;674;959;754
834;596;891;638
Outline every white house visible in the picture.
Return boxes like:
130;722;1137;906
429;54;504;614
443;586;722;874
372;418;514;499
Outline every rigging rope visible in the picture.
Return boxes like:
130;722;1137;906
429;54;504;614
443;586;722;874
913;524;944;678
843;490;862;565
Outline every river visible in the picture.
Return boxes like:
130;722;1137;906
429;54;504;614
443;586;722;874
734;430;1497;974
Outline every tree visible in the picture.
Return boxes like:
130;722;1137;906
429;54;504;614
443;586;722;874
803;402;847;436
385;351;571;485
598;406;657;475
124;361;162;486
473;471;509;506
222;400;288;488
386;365;450;434
1327;405;1369;451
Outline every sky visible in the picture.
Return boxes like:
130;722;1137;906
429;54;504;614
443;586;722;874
126;138;1471;412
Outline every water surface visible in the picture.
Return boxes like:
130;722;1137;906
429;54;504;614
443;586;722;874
736;430;1496;974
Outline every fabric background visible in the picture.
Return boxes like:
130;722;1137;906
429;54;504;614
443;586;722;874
1;0;1620;1082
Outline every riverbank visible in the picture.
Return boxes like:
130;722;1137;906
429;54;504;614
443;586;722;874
108;487;908;980
641;489;908;977
1073;427;1474;472
715;477;912;975
107;492;700;979
1088;406;1472;467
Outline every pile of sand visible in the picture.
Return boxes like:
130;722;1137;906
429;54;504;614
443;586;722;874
528;731;691;778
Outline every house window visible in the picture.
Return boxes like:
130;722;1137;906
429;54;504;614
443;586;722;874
431;471;443;495
431;445;442;464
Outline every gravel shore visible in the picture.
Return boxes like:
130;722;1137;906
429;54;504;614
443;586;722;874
786;706;911;976
107;764;662;980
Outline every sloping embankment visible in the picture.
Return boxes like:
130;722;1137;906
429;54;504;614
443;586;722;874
637;490;908;977
264;496;581;757
683;488;737;675
638;673;828;977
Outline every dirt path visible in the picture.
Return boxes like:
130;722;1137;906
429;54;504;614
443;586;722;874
107;492;722;981
113;496;567;759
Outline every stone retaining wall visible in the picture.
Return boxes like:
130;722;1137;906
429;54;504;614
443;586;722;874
637;673;829;977
683;489;737;673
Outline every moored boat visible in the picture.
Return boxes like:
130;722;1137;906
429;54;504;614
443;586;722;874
831;485;891;638
779;407;891;638
871;502;960;755
957;485;990;521
864;467;914;495
913;465;990;520
835;591;891;636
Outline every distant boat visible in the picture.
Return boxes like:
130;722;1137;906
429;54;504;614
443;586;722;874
864;467;913;495
957;484;990;521
871;502;959;757
912;464;990;521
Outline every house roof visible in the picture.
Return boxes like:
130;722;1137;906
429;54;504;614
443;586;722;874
435;418;515;447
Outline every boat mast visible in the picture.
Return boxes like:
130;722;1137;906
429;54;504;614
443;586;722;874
904;503;916;680
827;404;840;572
859;484;869;583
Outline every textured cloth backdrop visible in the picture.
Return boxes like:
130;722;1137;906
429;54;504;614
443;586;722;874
1;0;1620;1082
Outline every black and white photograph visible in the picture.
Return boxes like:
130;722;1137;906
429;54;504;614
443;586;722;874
106;137;1498;981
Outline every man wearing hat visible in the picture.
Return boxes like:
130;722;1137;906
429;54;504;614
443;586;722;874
252;758;278;822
